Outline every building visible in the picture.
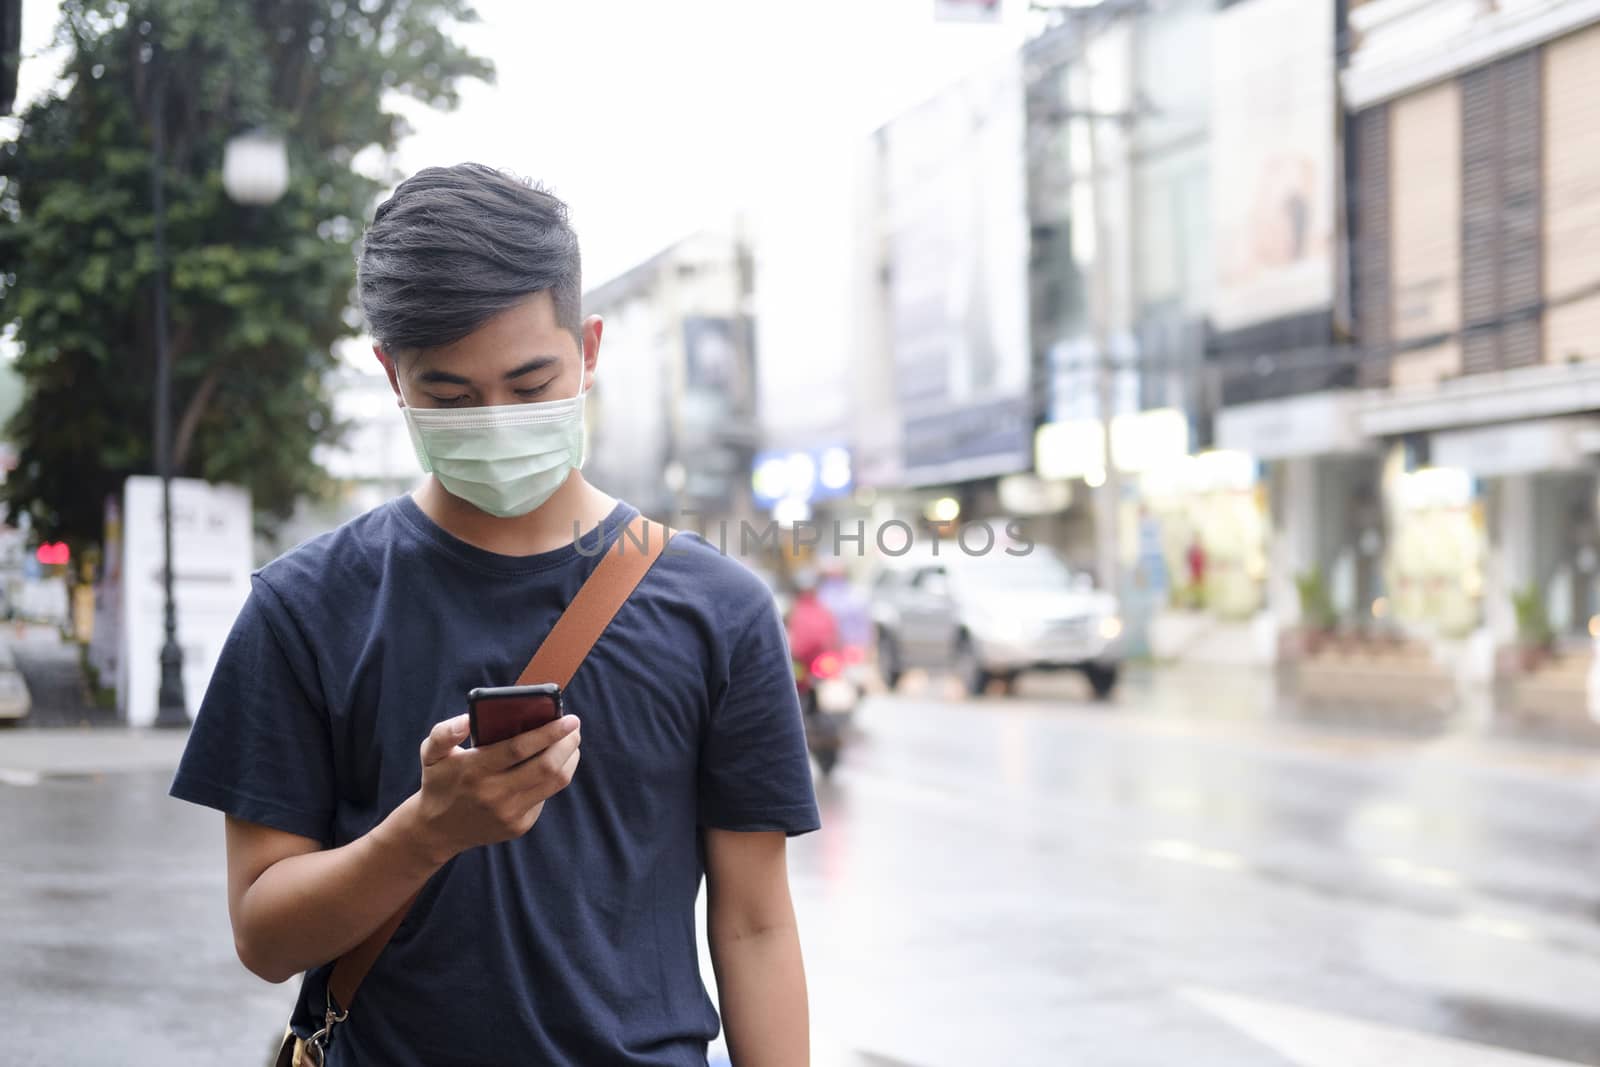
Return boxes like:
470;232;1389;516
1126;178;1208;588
1024;3;1232;656
850;53;1036;548
583;224;760;534
1340;0;1600;725
1184;0;1381;666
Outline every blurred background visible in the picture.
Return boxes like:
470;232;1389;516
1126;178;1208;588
3;0;1600;1065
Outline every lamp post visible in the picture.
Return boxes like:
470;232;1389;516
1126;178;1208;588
148;38;288;726
148;38;187;728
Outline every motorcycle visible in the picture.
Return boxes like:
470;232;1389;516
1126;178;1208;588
795;644;862;777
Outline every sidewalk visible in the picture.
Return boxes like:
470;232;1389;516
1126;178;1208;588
0;727;189;782
1013;663;1600;782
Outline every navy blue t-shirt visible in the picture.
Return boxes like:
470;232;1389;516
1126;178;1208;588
170;497;819;1066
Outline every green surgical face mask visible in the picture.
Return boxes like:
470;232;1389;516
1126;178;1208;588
400;369;587;518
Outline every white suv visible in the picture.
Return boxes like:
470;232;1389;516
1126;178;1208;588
869;544;1124;698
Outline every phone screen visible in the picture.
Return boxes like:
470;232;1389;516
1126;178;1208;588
468;686;563;747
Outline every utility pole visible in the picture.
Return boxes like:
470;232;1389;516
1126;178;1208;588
1080;48;1123;599
1035;0;1147;596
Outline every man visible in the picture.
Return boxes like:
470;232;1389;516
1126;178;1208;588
170;163;819;1066
782;569;839;671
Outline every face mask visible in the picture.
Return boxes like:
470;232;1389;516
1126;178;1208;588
399;365;587;518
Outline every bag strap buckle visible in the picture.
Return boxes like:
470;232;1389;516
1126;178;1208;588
301;990;349;1064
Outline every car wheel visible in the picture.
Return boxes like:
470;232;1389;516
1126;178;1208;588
953;633;989;697
876;628;903;690
1084;664;1118;701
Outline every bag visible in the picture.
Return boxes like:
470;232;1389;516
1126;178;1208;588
273;516;673;1067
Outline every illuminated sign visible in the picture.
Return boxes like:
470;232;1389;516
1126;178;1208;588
752;447;853;506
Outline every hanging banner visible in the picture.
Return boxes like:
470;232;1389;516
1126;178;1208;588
1210;0;1336;330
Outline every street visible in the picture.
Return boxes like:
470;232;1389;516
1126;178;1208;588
3;674;1600;1066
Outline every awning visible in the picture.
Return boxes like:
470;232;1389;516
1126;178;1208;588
1360;361;1600;437
1217;391;1371;460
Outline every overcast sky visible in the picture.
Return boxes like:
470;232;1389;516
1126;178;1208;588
10;0;1025;284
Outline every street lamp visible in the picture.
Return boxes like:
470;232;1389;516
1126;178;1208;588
146;35;187;729
222;129;290;205
147;43;289;726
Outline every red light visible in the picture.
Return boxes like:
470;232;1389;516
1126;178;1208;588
36;542;69;566
810;651;843;679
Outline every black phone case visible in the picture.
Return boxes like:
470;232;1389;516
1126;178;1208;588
467;683;564;747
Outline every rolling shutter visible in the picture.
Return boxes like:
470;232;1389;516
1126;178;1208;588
1354;105;1391;388
1500;50;1542;369
1460;50;1544;374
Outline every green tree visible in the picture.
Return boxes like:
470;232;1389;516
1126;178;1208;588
0;0;491;553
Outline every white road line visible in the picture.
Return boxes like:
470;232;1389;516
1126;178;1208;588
1180;986;1590;1067
1144;838;1248;871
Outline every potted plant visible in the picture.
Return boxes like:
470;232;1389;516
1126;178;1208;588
1510;585;1554;672
1294;570;1338;656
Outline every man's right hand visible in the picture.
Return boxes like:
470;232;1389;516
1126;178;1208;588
410;713;583;864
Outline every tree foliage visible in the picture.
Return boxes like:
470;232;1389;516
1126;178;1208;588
0;0;491;551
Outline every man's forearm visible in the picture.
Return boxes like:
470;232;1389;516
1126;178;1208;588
234;793;446;983
710;921;810;1067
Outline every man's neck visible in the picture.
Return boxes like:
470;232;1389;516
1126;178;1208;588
412;474;619;557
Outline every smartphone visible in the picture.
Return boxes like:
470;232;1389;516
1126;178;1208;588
467;683;564;747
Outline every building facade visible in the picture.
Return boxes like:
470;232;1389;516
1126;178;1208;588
583;224;760;532
1340;0;1600;716
848;52;1036;547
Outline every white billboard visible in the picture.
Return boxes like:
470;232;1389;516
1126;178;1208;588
1210;0;1336;330
880;54;1032;487
118;477;253;728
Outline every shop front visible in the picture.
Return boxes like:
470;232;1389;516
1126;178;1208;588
1213;390;1380;664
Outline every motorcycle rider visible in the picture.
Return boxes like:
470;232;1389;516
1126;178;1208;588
784;567;840;669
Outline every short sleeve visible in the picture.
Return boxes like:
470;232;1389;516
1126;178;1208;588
169;575;337;845
697;596;821;836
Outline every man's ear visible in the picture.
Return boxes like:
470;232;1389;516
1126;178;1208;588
581;315;603;388
375;345;405;407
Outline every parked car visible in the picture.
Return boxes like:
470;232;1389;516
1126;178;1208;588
870;544;1125;698
0;642;32;721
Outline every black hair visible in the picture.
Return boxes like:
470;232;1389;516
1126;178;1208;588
356;163;582;354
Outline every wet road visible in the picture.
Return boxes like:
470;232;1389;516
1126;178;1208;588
4;676;1600;1065
801;677;1600;1065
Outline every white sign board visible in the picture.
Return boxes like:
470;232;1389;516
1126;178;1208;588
1218;391;1368;460
1210;0;1336;329
1431;418;1600;478
118;477;253;727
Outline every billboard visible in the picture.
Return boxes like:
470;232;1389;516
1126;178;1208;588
118;477;252;728
880;55;1032;487
682;315;755;419
1209;0;1336;330
679;315;757;507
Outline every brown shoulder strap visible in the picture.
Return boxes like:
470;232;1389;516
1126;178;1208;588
326;515;674;1015
516;516;674;688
